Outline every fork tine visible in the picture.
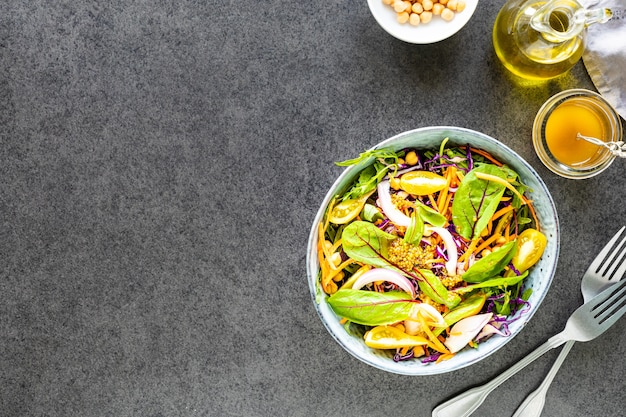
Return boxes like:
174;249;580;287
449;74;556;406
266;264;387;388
591;280;626;325
593;226;626;274
610;255;626;284
597;295;626;330
600;233;626;279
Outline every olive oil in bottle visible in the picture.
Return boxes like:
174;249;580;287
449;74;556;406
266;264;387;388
492;0;612;80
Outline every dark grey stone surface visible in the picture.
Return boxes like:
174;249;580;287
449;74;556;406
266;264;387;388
1;1;624;416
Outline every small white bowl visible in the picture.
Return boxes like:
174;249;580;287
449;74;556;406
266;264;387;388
307;127;560;375
367;0;478;44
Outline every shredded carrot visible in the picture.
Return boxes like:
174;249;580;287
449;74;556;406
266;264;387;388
339;317;348;325
491;205;515;223
467;146;504;166
436;353;455;363
473;233;501;255
440;192;453;219
427;194;438;211
437;187;448;214
486;219;493;236
331;238;342;254
526;199;541;232
459;238;479;263
437;166;456;213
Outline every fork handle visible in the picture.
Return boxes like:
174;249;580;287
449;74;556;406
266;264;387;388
511;340;575;417
432;334;566;417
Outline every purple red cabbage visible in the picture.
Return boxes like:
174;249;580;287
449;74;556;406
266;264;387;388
420;352;443;363
394;349;415;362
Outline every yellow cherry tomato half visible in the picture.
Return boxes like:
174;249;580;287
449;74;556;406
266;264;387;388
399;171;447;195
328;199;362;225
511;228;547;274
364;325;429;349
328;194;369;224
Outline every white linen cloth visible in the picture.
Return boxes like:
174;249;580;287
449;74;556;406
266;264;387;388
582;0;626;119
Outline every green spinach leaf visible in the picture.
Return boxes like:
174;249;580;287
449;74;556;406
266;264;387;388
453;271;528;294
404;211;424;245
451;164;508;239
342;221;398;271
417;269;461;309
416;203;447;227
327;289;414;325
462;240;518;283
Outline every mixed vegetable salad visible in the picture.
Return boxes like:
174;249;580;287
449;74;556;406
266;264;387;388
317;139;547;363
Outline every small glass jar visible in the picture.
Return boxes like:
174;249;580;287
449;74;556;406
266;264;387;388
532;89;622;179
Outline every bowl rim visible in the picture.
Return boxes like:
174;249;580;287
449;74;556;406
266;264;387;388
307;126;560;375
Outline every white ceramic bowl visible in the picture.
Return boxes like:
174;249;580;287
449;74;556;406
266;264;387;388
367;0;478;44
307;127;560;375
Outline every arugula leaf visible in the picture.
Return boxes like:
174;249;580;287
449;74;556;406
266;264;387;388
341;164;388;201
336;148;403;201
451;164;508;240
327;289;414;326
462;240;518;283
521;287;533;301
335;148;403;167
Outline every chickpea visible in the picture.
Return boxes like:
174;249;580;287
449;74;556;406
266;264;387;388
330;252;343;267
441;7;455;20
397;11;410;23
383;0;466;25
409;13;421;26
332;270;345;282
393;0;407;12
405;150;419;165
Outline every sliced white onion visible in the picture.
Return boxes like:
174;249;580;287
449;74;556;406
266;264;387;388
404;303;446;335
352;268;415;298
427;226;458;276
476;322;509;341
409;303;446;327
377;180;411;227
444;313;493;353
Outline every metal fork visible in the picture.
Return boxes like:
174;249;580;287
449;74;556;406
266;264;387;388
513;226;626;417
432;273;626;417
